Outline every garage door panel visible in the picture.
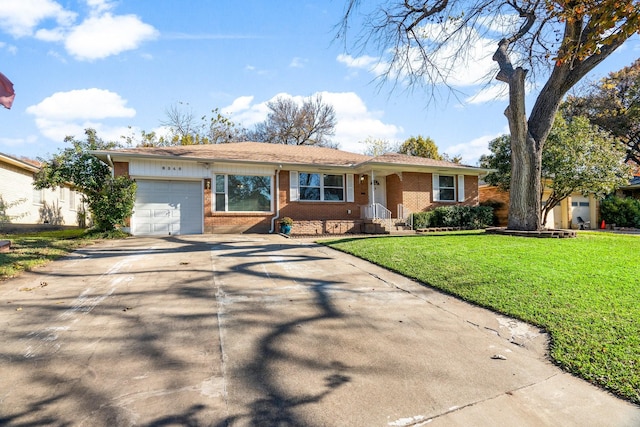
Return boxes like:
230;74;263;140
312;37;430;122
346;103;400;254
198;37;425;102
153;209;171;218
133;223;151;234
133;180;202;236
153;223;170;234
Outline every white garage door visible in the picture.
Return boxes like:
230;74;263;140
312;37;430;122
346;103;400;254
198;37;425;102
571;196;591;228
133;180;203;236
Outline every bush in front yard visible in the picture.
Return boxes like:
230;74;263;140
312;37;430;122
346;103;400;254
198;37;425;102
412;206;493;229
600;196;640;228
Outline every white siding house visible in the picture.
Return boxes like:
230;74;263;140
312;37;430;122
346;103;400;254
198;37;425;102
0;153;85;227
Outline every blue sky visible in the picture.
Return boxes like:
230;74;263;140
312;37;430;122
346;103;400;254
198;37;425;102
1;0;639;165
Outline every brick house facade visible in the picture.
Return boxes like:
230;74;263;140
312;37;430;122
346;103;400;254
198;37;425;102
93;143;488;236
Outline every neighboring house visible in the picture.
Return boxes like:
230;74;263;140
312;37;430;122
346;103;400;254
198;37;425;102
479;184;599;230
617;175;640;199
0;152;85;227
91;142;490;236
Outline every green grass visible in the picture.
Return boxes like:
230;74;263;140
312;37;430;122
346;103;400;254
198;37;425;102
324;231;640;404
0;228;128;280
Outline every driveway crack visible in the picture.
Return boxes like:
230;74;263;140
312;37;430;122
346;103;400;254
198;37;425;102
210;249;230;419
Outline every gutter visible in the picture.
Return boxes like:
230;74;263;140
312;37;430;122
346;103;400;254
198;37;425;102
106;154;115;178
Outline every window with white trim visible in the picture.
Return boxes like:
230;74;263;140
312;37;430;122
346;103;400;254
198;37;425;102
214;174;272;212
433;174;455;201
432;174;466;202
33;188;44;205
69;189;76;210
59;187;66;202
299;173;344;201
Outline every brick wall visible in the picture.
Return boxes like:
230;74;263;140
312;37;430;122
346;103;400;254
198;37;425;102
386;174;402;218
400;172;432;213
278;170;369;235
390;172;479;215
113;162;129;177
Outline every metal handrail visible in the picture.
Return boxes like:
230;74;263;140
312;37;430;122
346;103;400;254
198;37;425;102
361;203;393;230
397;204;413;230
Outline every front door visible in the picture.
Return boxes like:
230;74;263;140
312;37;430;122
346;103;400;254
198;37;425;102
373;175;386;207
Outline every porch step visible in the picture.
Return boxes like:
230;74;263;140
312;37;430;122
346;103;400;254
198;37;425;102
364;219;415;235
363;220;389;234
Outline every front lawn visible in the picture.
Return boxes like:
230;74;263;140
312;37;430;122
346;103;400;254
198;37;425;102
324;231;640;404
0;229;97;280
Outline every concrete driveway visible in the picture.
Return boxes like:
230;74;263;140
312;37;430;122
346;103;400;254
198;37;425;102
0;234;638;426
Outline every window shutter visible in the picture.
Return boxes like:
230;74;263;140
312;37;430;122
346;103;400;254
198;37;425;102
289;171;299;201
346;174;354;202
457;175;465;202
432;174;440;202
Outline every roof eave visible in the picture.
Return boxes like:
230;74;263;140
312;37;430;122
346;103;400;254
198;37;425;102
354;161;491;176
0;153;40;173
89;150;358;171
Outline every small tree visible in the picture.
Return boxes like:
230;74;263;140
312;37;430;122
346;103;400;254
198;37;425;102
398;135;442;159
130;102;247;147
481;114;632;226
250;94;337;146
360;137;399;156
34;129;137;232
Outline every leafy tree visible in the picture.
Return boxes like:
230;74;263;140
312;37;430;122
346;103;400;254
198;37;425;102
563;58;640;165
398;135;462;162
153;102;246;146
399;135;442;159
34;129;137;232
480;115;632;226
338;1;640;230
360;137;399;156
250;94;337;146
479;135;511;191
441;153;463;164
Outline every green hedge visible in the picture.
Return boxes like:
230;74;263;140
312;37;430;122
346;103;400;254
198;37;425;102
600;196;640;228
412;206;494;229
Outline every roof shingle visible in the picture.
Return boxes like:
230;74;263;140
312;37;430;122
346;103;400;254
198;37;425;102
110;142;371;167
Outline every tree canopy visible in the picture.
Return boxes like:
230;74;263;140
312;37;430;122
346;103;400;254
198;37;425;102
34;129;137;232
563;58;640;165
153;103;246;146
360;137;399;156
249;94;337;146
398;135;441;159
339;0;640;231
481;114;632;226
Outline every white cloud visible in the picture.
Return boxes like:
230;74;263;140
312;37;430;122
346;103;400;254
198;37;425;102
0;135;37;147
65;13;158;61
26;88;136;141
0;41;18;54
337;53;387;78
0;0;157;61
34;27;66;42
446;129;508;165
222;96;255;115
338;25;503;102
337;53;378;69
318;91;402;152
85;0;115;16
289;57;307;68
224;91;402;153
464;84;508;104
0;0;76;37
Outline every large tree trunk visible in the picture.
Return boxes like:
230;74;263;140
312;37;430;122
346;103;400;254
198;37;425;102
504;68;542;230
494;36;543;231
